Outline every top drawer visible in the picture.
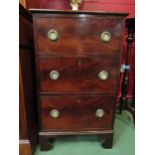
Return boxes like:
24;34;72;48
34;14;124;55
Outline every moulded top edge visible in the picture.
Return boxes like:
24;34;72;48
29;8;129;16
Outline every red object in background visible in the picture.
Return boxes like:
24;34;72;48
27;0;135;18
26;0;135;100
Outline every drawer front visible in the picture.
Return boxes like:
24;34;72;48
40;95;115;130
35;16;123;54
37;55;120;93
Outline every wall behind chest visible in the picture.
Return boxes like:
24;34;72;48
26;0;134;18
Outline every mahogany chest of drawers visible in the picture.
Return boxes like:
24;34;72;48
30;9;127;151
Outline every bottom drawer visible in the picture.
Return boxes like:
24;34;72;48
39;95;116;131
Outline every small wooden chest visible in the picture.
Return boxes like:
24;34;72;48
30;9;127;151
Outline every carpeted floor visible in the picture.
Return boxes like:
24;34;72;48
35;112;135;155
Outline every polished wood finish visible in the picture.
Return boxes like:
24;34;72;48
39;130;113;151
30;9;127;151
28;1;135;100
19;140;31;155
37;55;120;93
40;95;115;130
19;4;38;155
34;15;124;55
20;0;26;8
30;9;128;15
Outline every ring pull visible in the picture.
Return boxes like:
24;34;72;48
100;31;111;42
95;109;105;118
48;29;59;41
49;70;60;80
98;70;109;81
50;109;60;118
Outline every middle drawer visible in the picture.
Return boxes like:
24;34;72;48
37;55;120;94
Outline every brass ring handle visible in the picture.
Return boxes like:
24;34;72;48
98;70;109;80
50;109;60;118
100;31;111;42
95;109;105;118
49;70;60;80
48;29;59;41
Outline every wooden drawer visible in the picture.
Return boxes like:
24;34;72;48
34;15;124;55
37;55;120;94
40;95;115;130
